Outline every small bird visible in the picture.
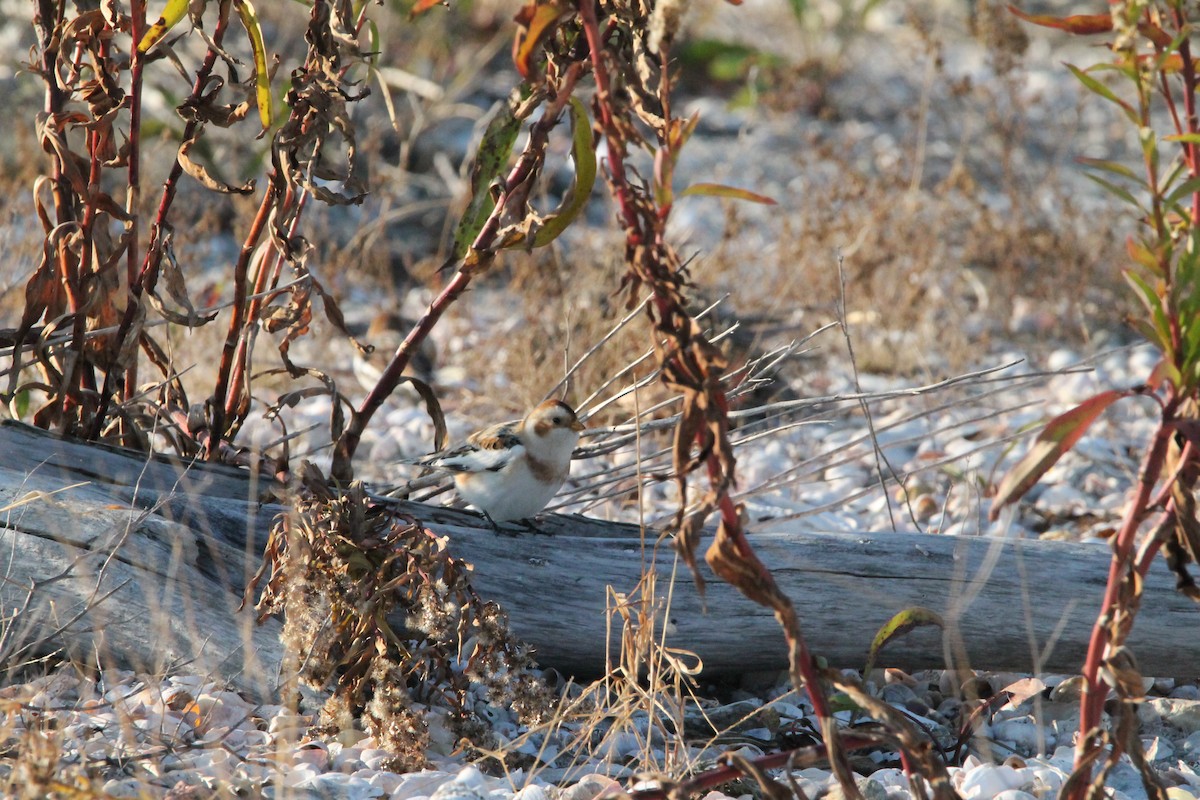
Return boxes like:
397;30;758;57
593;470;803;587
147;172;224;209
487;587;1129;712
413;400;585;526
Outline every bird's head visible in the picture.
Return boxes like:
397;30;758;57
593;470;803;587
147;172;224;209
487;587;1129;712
523;400;585;460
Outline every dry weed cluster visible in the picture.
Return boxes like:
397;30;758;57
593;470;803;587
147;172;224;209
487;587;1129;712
251;464;553;771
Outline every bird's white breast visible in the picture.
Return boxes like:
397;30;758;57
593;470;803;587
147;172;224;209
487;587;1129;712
453;456;566;521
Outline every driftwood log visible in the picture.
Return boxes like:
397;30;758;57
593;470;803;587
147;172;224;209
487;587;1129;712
2;419;1198;696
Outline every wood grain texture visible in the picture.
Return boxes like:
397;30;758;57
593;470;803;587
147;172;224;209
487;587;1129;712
2;420;1198;684
0;421;283;698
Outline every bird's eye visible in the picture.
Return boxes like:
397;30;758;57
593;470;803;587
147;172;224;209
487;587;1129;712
552;416;562;425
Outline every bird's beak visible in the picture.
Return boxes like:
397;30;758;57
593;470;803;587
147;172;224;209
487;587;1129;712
571;419;585;432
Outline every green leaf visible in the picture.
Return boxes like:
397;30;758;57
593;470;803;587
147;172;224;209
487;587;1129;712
1149;358;1183;391
1084;173;1145;211
1123;270;1174;352
827;692;863;714
1163;175;1200;212
1140;126;1159;180
784;0;808;24
1066;64;1138;124
990;390;1131;520
1163;133;1200;144
532;98;597;247
679;182;778;205
864;607;944;677
1076;156;1142;182
450;90;525;260
1128;317;1165;351
11;389;30;420
1125;268;1165;312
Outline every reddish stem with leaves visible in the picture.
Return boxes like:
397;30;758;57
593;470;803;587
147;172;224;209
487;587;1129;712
575;0;858;794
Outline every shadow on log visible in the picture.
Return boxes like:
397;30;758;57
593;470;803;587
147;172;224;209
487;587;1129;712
2;419;1197;694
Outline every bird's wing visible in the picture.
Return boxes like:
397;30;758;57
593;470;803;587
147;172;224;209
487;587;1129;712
417;421;523;473
467;420;523;450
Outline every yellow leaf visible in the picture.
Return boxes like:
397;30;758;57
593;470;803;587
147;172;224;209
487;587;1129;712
138;0;190;53
679;182;777;205
236;0;273;130
864;607;944;676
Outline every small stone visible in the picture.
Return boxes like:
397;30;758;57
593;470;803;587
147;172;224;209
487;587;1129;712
339;728;369;747
992;716;1048;752
880;683;918;706
360;749;394;771
1171;685;1200;701
959;764;1022;800
558;774;621;800
101;778;151;799
684;699;779;736
294;743;329;770
1148;698;1200;731
867;769;908;789
825;776;886;800
1142;736;1173;761
1180;729;1200;758
1049;677;1086;703
430;767;491;800
269;710;311;740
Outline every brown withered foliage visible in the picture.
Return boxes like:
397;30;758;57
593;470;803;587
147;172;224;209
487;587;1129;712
12;0;372;456
250;464;553;764
568;0;863;794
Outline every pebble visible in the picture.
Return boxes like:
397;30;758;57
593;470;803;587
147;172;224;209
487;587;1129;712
1148;699;1200;732
826;776;887;800
959;764;1023;799
5;663;1194;800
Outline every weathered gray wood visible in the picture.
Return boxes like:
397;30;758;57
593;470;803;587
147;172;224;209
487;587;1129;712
3;419;1198;681
412;506;1200;677
0;422;284;699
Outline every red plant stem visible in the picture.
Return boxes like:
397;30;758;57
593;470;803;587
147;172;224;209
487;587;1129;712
209;185;278;455
623;734;881;800
1169;6;1200;225
89;2;234;439
1072;411;1176;798
330;70;581;479
139;6;231;283
577;0;849;784
1134;435;1195;578
34;0;71;223
223;1;374;443
226;185;307;423
577;1;637;241
54;243;85;425
1145;434;1193;512
330;265;475;482
57;34;110;430
124;0;146;417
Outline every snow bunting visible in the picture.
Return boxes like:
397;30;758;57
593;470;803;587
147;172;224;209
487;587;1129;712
414;400;585;524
